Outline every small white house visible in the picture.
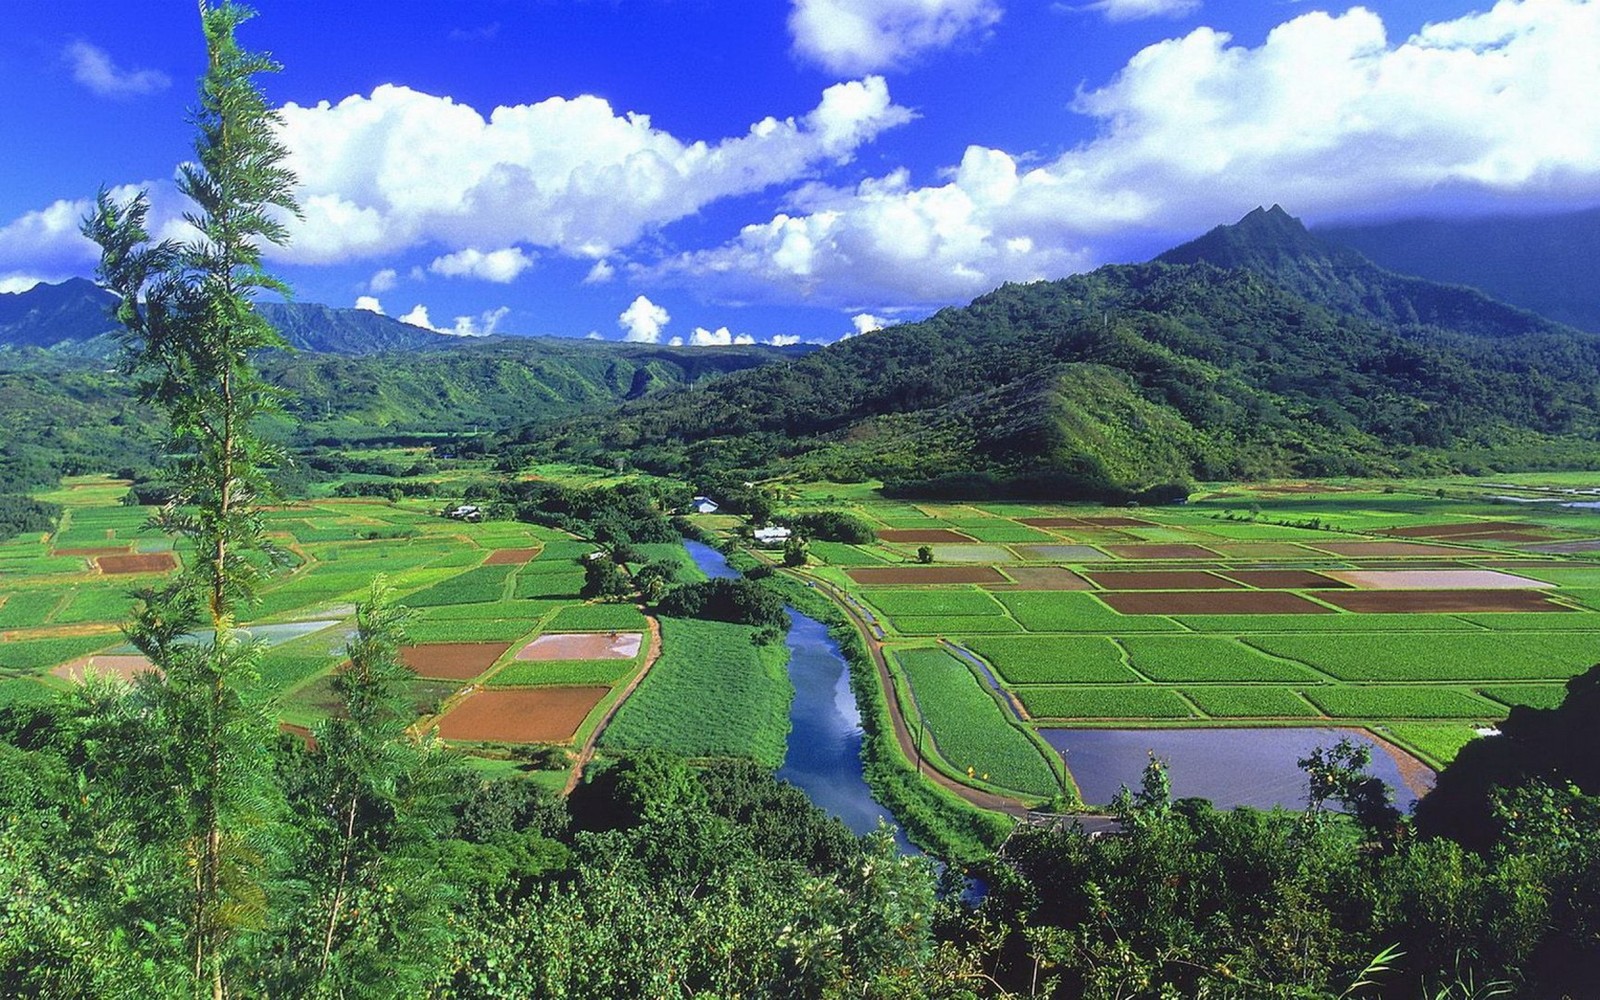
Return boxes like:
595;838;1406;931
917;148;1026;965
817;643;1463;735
752;526;792;547
447;504;484;523
690;496;720;515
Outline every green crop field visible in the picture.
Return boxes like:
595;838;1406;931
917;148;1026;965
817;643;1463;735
1120;636;1319;682
889;615;1023;635
489;657;639;687
895;648;1060;798
401;564;515;606
0;634;119;673
1017;685;1197;720
0;591;67;628
995;592;1184;633
1179;686;1323;717
1300;686;1499;719
1246;633;1600;682
864;589;1008;618
599;616;791;768
543;604;648;632
959;635;1138;684
1383;723;1483;766
1477;684;1570;710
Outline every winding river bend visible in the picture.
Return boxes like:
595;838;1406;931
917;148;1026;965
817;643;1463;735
682;541;914;849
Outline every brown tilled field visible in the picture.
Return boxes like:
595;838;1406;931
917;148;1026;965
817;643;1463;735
878;528;973;543
400;642;512;679
1099;591;1336;615
51;654;161;683
846;566;1009;585
434;686;608;742
991;567;1093;590
484;548;541;565
1102;544;1220;560
96;553;177;574
516;632;643;661
1206;542;1318;558
1221;569;1349;590
1087;570;1242;590
1319;590;1574;613
1381;521;1530;538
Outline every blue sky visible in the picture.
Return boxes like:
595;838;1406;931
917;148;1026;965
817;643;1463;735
3;0;1595;344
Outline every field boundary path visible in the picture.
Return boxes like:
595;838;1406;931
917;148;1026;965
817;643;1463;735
799;573;1031;819
562;610;664;795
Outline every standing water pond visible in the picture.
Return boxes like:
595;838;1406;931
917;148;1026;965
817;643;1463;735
1042;727;1435;811
682;541;914;848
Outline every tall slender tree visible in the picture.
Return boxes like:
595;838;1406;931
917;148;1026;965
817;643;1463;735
82;3;300;996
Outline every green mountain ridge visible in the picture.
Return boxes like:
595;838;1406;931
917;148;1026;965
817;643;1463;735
512;208;1600;495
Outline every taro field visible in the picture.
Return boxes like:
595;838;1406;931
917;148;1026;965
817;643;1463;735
777;479;1600;787
0;476;672;781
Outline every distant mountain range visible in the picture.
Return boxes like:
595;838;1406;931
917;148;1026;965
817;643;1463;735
1318;206;1600;334
0;277;456;356
513;206;1600;498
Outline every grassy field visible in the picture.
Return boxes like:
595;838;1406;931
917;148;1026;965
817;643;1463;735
598;616;791;768
894;647;1060;798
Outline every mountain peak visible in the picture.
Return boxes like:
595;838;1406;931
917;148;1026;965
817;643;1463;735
1156;205;1324;270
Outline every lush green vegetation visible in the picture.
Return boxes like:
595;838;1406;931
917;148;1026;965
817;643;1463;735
1122;636;1317;682
1247;632;1600;682
1179;685;1323;717
961;635;1137;684
895;647;1060;798
599;616;791;767
1019;685;1197;719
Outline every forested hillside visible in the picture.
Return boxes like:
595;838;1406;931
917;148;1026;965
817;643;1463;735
505;212;1600;496
0;338;794;493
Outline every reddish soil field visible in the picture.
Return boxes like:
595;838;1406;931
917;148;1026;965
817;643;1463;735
97;552;177;574
1453;531;1555;543
400;642;512;679
434;686;608;743
1319;590;1574;614
53;546;129;557
516;632;642;661
991;567;1093;590
878;528;972;543
1222;570;1350;590
1077;516;1151;527
847;565;1009;585
1087;570;1242;590
1308;541;1466;557
1099;591;1336;615
484;548;541;565
1522;540;1600;554
1382;521;1530;538
1102;544;1220;560
1206;543;1317;558
51;654;161;684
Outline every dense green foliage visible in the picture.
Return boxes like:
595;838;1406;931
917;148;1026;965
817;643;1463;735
654;577;789;630
507;209;1600;496
0;495;59;542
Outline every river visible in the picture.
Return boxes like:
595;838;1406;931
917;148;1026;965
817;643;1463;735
681;541;915;849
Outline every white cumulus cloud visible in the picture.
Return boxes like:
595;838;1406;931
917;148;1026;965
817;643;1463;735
688;326;758;346
663;0;1600;310
65;41;170;98
619;295;670;343
583;259;616;285
789;0;1002;73
270;78;911;265
367;268;398;293
428;246;535;282
354;296;384;314
1077;0;1199;23
399;303;509;336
